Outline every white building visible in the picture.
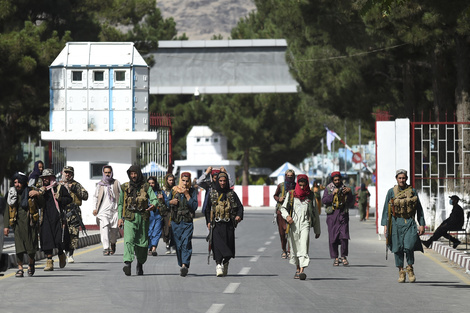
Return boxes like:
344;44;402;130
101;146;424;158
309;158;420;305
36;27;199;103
41;42;157;226
173;126;240;181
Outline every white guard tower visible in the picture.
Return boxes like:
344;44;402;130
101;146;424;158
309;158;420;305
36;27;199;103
41;42;157;226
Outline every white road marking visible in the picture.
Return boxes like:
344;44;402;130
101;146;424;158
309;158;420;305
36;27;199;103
265;241;272;245
269;236;275;240
273;231;278;235
250;255;260;262
223;283;240;294
238;267;251;275
257;247;266;252
206;304;225;313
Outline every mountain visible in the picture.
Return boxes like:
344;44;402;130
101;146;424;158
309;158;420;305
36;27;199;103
157;0;256;40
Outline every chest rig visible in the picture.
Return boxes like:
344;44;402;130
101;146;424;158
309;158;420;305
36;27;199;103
122;182;150;221
170;188;195;223
390;185;418;218
209;189;237;222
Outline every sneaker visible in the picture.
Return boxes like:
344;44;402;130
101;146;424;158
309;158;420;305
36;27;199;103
223;262;229;276
58;254;66;268
398;269;406;283
216;264;224;277
299;272;307;280
180;265;188;277
406;265;416;283
171;246;176;254
123;262;131;276
136;262;144;276
452;240;461;249
68;255;74;263
165;245;171;255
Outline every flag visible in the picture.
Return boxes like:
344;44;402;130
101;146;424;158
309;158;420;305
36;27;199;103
325;127;337;151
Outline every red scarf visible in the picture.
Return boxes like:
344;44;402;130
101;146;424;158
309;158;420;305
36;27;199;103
293;174;311;201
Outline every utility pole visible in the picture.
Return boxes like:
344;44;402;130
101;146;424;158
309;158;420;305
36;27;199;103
344;121;347;174
359;120;362;184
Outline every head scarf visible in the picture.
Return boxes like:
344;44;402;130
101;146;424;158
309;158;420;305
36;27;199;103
174;172;191;194
127;165;144;197
12;172;29;209
293;174;311;201
361;183;366;191
148;176;161;192
215;172;230;193
284;169;296;192
164;173;175;191
29;160;44;181
99;166;115;202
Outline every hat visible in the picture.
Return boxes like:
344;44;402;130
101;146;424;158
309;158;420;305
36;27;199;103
395;169;407;177
449;195;460;201
63;166;74;173
40;168;54;177
331;171;341;178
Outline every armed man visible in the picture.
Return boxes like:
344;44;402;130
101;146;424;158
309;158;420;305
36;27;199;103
381;169;426;283
60;166;89;263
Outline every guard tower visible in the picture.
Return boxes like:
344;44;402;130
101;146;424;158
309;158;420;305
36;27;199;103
42;42;159;226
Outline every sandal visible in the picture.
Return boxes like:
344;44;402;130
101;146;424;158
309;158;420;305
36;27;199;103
281;252;287;259
103;250;110;256
294;271;300;279
342;257;349;266
333;258;340;266
16;269;24;277
28;264;35;277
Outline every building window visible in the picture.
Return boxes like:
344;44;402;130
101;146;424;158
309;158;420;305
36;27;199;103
72;71;82;81
214;137;219;143
94;71;104;82
205;138;210;142
115;70;126;81
90;162;108;179
196;138;200;142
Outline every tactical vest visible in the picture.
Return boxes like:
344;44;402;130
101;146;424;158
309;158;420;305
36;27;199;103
390;185;418;218
122;182;150;221
68;181;83;206
209;189;238;222
8;194;39;227
170;188;195;223
325;184;348;214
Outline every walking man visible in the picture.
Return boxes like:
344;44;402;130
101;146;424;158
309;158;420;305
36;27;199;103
382;169;426;283
322;172;354;266
4;172;39;277
205;172;243;277
281;174;320;280
357;183;370;221
93;165;120;256
422;195;463;249
60;166;88;263
273;169;296;259
118;165;158;276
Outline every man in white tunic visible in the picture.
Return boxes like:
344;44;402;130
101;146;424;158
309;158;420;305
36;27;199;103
93;166;121;255
281;174;321;280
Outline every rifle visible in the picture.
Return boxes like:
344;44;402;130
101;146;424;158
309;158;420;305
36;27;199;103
206;209;214;265
386;198;394;260
285;191;294;235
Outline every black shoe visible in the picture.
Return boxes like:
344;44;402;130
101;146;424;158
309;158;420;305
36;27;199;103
421;240;431;249
136;262;143;275
110;243;116;255
453;240;461;249
180;265;188;277
123;262;131;276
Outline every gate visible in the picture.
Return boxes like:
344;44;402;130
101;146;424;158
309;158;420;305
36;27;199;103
411;118;470;229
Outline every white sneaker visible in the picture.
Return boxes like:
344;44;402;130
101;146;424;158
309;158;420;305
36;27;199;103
171;246;176;254
165;245;171;255
216;264;224;277
67;256;74;263
223;262;229;276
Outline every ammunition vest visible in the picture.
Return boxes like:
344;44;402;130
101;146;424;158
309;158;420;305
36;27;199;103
8;190;39;227
68;181;84;206
210;189;238;222
170;188;195;223
122;182;150;221
325;184;348;214
390;185;418;218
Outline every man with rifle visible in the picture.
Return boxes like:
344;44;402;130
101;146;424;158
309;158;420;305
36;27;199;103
381;169;426;283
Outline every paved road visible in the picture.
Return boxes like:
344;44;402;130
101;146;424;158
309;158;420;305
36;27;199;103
1;208;469;313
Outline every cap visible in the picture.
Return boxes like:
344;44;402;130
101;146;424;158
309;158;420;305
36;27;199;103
63;166;74;174
395;169;407;177
331;171;341;178
449;195;460;201
40;168;54;177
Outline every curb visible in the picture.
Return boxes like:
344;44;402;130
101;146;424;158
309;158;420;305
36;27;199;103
430;241;470;271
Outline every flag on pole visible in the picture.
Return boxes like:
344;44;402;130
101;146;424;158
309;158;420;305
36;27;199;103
325;127;337;151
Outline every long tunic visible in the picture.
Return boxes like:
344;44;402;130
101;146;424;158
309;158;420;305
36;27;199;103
205;191;244;263
381;186;425;254
280;193;320;268
148;190;163;249
6;188;38;256
94;182;119;229
40;185;73;251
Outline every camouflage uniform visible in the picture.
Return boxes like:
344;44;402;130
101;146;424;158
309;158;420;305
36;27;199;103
62;166;88;254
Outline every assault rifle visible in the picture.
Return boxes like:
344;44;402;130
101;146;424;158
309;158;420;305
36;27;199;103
66;206;88;237
206;210;214;265
386;198;394;260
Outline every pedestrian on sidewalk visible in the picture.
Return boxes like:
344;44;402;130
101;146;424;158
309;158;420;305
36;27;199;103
164;172;198;277
382;169;425;283
4;172;39;277
281;174;320;280
205;172;244;277
118;165;157;276
93;165;120;256
60;166;88;263
147;176;164;256
422;195;463;249
273;169;295;259
322;172;354;267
